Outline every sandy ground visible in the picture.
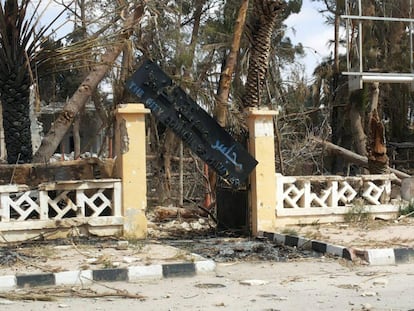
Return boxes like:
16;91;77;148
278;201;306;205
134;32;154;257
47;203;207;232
0;240;199;277
1;217;413;279
1;218;414;310
287;217;414;249
2;259;414;311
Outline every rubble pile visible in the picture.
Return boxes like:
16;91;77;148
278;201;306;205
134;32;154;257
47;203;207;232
165;237;322;262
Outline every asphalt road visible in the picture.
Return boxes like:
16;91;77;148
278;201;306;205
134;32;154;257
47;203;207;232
2;257;414;311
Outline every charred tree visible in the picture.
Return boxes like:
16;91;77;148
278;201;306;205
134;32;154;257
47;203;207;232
367;109;389;174
243;0;285;108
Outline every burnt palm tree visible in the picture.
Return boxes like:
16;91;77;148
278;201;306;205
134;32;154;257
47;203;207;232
243;0;286;108
0;0;63;163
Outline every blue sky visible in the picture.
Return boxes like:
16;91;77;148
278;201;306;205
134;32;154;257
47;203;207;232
284;0;336;81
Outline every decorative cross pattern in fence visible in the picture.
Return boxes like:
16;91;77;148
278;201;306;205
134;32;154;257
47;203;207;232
276;173;399;217
0;179;121;222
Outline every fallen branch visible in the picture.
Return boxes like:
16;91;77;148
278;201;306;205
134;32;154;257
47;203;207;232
153;206;206;221
312;136;410;182
71;288;145;300
397;210;414;220
0;287;146;301
33;3;146;162
14;251;62;273
184;196;218;224
196;203;218;224
0;292;56;301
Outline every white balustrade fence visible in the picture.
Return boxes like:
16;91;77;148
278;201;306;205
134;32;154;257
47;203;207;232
0;173;403;238
275;173;400;221
0;179;122;242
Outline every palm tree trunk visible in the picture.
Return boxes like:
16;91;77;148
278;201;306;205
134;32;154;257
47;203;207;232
243;0;285;108
349;103;367;158
33;3;145;163
0;0;35;164
367;109;389;174
1;72;33;163
367;83;389;174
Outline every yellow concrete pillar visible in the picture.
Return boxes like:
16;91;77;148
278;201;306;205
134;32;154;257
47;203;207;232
246;108;278;235
114;103;150;239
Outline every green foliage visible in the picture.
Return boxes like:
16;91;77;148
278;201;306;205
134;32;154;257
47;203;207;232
285;0;302;17
399;201;414;217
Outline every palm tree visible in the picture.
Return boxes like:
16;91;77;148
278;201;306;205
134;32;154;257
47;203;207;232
0;0;63;163
243;0;286;108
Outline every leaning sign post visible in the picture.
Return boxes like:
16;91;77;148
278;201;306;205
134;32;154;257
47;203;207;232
126;59;258;187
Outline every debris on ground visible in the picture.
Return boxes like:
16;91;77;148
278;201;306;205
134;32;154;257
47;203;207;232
1;210;411;281
0;249;29;266
0;286;145;301
164;237;323;262
147;213;325;262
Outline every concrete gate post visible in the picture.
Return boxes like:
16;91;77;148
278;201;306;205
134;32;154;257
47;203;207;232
246;108;278;235
114;103;150;239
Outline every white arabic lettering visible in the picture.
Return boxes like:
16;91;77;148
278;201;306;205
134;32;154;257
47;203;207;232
211;140;243;171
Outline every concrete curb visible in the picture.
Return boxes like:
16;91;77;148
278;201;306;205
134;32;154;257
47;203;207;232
259;231;414;266
0;259;216;291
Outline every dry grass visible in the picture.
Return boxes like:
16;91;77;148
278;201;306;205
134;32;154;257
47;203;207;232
280;228;299;236
302;230;324;241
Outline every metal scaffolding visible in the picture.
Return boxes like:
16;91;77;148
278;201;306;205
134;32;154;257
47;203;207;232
342;0;414;90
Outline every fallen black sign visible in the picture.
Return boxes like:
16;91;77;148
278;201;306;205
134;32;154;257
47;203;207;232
126;59;257;187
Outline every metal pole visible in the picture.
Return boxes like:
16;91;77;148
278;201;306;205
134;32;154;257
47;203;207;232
410;0;413;72
345;0;350;71
179;141;184;207
358;0;363;74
